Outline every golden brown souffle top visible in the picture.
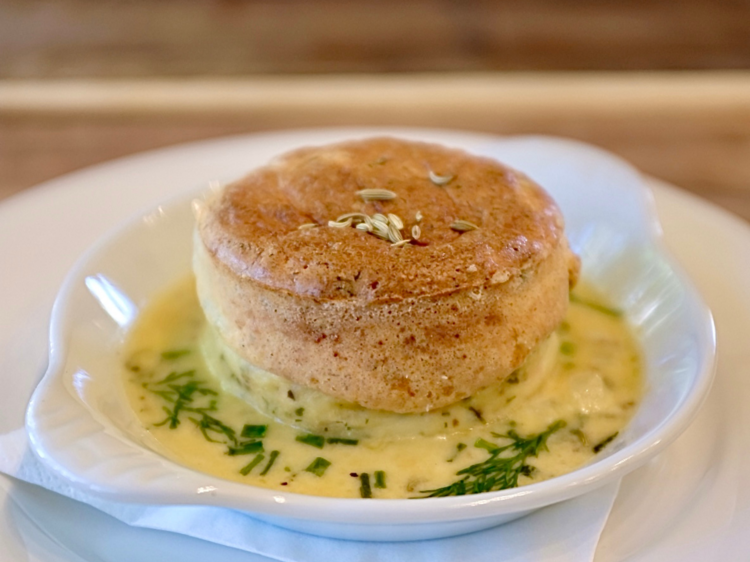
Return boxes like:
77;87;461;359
199;137;568;304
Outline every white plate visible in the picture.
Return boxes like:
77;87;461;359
23;131;714;541
1;129;749;559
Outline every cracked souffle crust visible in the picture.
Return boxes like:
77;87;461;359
198;137;572;304
194;137;580;413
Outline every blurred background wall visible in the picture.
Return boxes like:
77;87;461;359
1;0;749;219
3;0;750;75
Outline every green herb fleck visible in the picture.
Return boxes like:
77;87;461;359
305;457;331;477
570;294;623;317
146;368;271;462
240;453;265;475
327;437;359;446
360;473;372;498
593;432;618;453
374;471;387;489
447;442;467;462
227;440;264;456
296;434;325;449
241;424;268;439
295;407;305;417
149;371;217;430
468;406;485;422
419;421;566;497
570;428;587;445
161;349;191;360
505;372;520;384
560;341;576;356
474;438;500;454
190;412;236;444
260;450;280;476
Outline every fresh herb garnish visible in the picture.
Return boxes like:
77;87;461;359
468;406;485;422
360;473;372;498
241;424;268;439
570;428;587;445
227;440;264;456
419;421;566;497
149;371;216;429
374;471;387;489
296;434;326;449
305;457;331;477
160;349;191;360
593;432;618;453
560;341;576;356
260;450;280;476
447;442;467;463
145;369;269;473
190;412;237;444
327;437;359;446
570;294;623;317
240;453;266;476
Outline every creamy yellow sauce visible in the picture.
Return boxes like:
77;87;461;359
122;277;641;499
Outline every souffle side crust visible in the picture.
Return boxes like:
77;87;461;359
194;137;580;413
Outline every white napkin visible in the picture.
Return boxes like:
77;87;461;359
0;427;618;561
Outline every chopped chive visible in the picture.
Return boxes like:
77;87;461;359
374;471;387;489
296;434;325;449
227;440;264;456
260;450;280;476
295;407;305;417
570;294;623;317
240;453;265;475
241;424;268;439
360;473;372;498
160;349;191;360
326;437;359;446
305;457;331;477
593;432;618;453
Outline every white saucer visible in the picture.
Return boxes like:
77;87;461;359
1;129;749;560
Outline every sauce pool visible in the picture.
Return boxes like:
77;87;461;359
122;277;642;499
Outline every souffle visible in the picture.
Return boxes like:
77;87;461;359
193;137;580;414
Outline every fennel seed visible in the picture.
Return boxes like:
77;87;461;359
387;213;404;230
356;188;397;202
450;220;479;232
429;171;454;186
328;218;353;228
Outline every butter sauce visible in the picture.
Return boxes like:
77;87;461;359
122;277;641;499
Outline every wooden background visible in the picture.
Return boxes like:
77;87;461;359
2;0;750;222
